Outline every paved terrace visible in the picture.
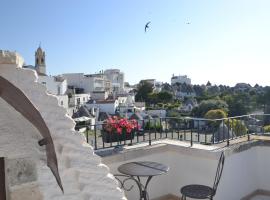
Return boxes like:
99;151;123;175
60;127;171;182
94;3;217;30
99;136;270;200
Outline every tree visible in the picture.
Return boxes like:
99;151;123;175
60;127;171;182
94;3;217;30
191;99;228;117
148;92;158;105
135;81;153;103
204;109;227;119
204;109;228;129
157;91;173;103
222;94;249;117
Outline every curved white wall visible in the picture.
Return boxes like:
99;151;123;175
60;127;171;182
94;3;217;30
0;51;125;200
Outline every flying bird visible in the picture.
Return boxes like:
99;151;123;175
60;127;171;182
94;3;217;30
145;21;151;32
186;22;191;25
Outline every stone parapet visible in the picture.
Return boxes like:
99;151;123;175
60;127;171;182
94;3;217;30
0;50;24;67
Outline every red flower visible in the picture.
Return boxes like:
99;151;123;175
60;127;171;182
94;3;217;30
103;117;138;135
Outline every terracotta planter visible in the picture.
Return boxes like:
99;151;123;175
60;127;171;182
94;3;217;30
101;130;135;143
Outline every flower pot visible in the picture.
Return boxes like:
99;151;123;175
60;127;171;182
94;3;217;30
101;130;135;143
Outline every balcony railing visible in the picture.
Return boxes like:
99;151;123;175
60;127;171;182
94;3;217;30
75;114;270;151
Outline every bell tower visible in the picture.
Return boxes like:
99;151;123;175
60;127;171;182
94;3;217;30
35;45;46;75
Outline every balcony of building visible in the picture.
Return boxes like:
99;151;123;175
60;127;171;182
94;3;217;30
82;114;270;200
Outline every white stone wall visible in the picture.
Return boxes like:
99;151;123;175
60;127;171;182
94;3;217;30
38;76;67;95
56;95;69;109
85;101;118;115
63;73;106;94
0;51;125;200
69;93;90;108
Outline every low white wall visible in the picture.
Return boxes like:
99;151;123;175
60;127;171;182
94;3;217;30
103;143;270;200
216;148;259;200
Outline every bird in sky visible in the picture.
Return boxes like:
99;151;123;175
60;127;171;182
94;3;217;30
145;21;151;32
186;22;191;25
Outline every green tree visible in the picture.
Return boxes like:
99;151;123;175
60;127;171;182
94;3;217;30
223;94;249;117
192;99;228;117
148;92;158;105
135;81;153;103
157;91;173;103
204;109;227;119
204;109;227;129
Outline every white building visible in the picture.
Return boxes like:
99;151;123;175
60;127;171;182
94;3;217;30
104;69;124;94
85;99;119;115
38;75;67;95
63;73;110;99
68;93;91;108
171;75;191;85
23;47;69;110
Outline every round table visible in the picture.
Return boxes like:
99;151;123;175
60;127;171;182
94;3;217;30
118;161;169;200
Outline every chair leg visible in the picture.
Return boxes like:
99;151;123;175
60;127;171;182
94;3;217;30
181;195;186;200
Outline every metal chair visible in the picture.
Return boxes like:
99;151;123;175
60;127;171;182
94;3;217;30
180;152;225;200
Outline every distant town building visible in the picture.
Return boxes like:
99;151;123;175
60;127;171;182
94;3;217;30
104;69;125;94
171;74;191;85
35;46;46;75
63;69;126;100
63;73;105;93
85;99;119;115
23;46;70;110
141;79;156;86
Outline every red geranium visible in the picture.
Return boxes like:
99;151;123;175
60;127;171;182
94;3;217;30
104;116;138;134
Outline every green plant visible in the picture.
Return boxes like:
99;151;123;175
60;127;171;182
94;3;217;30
144;120;162;131
204;109;227;129
263;125;270;132
225;119;248;136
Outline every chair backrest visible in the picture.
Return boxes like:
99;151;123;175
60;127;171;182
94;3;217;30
212;152;225;194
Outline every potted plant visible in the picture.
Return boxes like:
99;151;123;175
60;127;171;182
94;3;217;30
102;117;138;143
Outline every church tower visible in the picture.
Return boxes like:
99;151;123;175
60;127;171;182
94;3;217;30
35;46;46;75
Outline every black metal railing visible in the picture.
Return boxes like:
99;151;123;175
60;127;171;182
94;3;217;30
75;114;270;152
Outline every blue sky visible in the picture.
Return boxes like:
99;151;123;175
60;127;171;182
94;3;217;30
1;0;270;86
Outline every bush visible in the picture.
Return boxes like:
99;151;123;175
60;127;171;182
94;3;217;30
204;109;227;129
264;125;270;132
144;120;162;131
204;109;227;119
225;119;248;136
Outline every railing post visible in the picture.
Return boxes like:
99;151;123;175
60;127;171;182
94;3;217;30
154;119;157;140
94;124;97;150
227;119;230;146
160;117;162;138
222;119;225;142
190;120;193;146
149;118;151;146
86;126;89;144
197;120;200;142
184;119;187;141
137;120;139;143
165;118;168;138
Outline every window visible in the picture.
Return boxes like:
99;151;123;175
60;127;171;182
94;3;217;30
42;82;46;85
58;86;61;95
60;101;63;106
77;98;80;105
